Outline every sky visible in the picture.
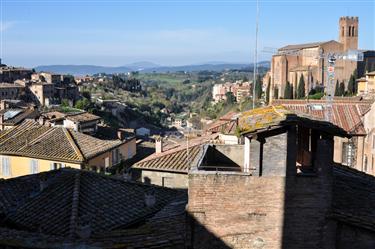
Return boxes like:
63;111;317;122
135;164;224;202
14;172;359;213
0;0;374;67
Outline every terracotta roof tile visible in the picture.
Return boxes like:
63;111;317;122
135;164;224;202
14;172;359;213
133;134;218;173
0;121;124;163
273;99;373;135
0;169;185;248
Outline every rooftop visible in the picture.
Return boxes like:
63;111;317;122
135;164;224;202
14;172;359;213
278;41;331;51
65;112;101;123
0;168;186;248
0;121;126;163
0;83;24;88
273;99;374;135
133;134;218;174
0;108;39;125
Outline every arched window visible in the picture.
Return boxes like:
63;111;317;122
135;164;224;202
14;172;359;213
348;26;351;36
352;26;356;37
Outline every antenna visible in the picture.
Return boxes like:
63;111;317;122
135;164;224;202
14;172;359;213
252;0;259;109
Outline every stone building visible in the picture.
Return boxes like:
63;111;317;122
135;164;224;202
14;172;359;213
0;64;32;83
187;105;375;249
0;83;25;101
28;82;55;106
269;17;375;100
357;70;375;96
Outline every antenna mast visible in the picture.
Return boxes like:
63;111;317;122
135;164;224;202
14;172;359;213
252;0;259;109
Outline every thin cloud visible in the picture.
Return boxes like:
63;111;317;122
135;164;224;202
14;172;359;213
0;21;16;32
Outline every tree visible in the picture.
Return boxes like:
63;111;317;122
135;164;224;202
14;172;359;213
334;80;341;96
339;81;345;96
61;99;69;107
297;75;306;99
347;74;355;95
255;76;262;100
290;85;294;99
225;92;236;104
284;82;291;99
75;98;91;110
265;77;271;104
274;87;279;99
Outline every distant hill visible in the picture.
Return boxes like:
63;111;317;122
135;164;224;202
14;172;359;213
35;61;270;75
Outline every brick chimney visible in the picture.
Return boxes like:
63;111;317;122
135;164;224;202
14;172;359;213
155;136;163;154
117;129;125;140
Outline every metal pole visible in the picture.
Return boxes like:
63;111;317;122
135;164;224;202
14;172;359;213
252;0;259;109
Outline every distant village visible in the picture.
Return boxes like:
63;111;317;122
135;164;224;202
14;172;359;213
0;16;375;249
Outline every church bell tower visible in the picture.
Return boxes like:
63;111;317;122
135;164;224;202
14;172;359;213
339;16;359;51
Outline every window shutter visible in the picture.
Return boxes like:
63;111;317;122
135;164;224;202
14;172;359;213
50;162;54;170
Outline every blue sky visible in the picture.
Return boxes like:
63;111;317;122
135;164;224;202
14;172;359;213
1;0;374;67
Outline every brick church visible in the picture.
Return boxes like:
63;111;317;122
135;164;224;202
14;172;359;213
269;16;375;100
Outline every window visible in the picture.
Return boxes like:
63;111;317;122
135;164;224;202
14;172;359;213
30;159;39;174
1;156;11;176
342;142;354;167
364;156;368;172
105;157;110;168
50;162;63;170
127;146;132;159
373;135;375;150
112;148;120;165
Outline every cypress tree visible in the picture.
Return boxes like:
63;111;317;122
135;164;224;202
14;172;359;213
290;85;294;99
339;81;345;96
255;76;262;100
284;82;291;99
274;87;279;99
334;79;340;96
347;74;355;95
297;75;306;99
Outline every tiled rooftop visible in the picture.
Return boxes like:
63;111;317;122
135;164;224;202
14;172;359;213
278;40;331;51
0;169;185;248
65;112;101;123
0;121;124;163
274;99;374;135
133;134;218;173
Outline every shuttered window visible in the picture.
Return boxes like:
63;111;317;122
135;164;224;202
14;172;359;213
1;157;11;177
30;159;39;174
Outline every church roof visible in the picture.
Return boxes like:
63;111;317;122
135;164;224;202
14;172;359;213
278;40;335;51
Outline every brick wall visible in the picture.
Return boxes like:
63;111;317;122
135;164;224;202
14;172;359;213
188;135;339;249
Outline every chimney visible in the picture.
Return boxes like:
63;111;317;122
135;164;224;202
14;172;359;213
117;129;125;140
155;136;163;154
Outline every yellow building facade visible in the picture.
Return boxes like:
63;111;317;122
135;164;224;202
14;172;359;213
0;121;136;179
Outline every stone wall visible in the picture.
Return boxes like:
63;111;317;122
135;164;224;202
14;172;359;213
137;169;188;189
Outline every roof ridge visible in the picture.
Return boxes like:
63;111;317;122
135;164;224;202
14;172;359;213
0;121;37;146
68;171;81;238
63;128;85;162
18;126;55;151
135;143;203;166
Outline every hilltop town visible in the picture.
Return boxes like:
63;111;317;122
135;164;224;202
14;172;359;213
0;15;375;249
